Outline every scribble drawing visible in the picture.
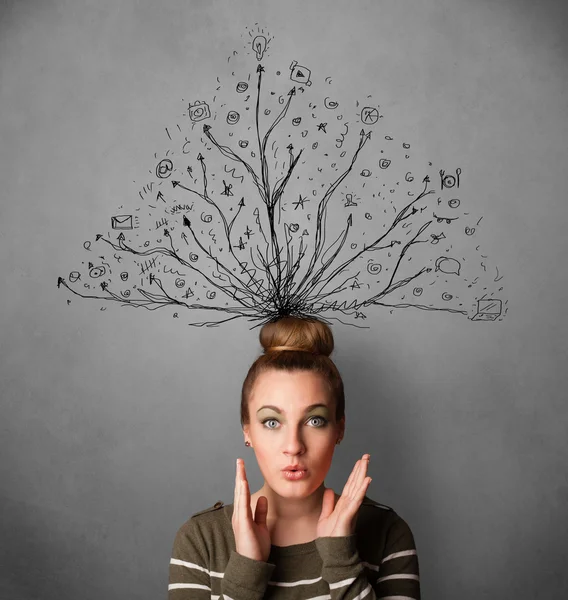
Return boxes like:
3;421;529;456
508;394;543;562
58;28;507;327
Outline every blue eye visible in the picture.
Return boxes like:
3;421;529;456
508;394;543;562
261;416;328;430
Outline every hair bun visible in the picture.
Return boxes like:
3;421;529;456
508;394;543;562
259;317;334;357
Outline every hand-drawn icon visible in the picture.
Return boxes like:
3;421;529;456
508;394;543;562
465;227;476;236
379;158;391;169
433;213;458;224
365;212;372;219
442;292;453;301
290;61;312;86
201;213;213;223
206;290;217;300
324;97;339;109
430;232;446;244
111;215;133;230
239;140;249;148
448;198;460;208
252;35;268;60
367;261;382;275
121;290;131;298
317;122;327;133
435;257;461;276
189;253;198;262
175;278;185;288
189;100;211;122
227;111;240;125
289;223;299;233
221;180;233;196
361;107;379;125
440;168;461;189
405;172;414;182
264;109;271;115
413;287;423;296
83;241;91;251
156;159;173;179
69;271;81;283
236;82;249;93
120;272;128;281
360;169;371;177
344;193;358;207
89;266;106;278
292;117;302;126
471;298;502;321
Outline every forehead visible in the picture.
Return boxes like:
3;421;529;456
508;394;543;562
250;369;331;409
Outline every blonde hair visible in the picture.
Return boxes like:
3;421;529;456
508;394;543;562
240;316;345;426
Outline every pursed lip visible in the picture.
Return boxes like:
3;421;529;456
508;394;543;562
281;465;307;471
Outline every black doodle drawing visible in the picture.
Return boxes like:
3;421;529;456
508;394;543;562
290;61;312;87
58;28;507;327
111;215;133;230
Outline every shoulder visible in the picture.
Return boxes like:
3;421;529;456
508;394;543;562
355;495;418;554
174;501;227;562
173;500;227;544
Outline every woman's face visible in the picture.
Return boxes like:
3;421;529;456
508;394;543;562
243;369;344;498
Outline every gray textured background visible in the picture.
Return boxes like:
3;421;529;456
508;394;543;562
1;0;567;598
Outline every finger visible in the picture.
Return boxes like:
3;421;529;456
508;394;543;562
240;461;252;521
344;458;363;498
341;458;360;496
357;455;370;487
254;495;268;525
234;459;240;520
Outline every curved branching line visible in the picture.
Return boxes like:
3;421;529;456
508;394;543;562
308;270;359;304
260;87;296;209
203;125;266;203
180;217;265;301
369;301;468;316
362;266;432;306
296;214;353;305
293;130;369;297
187;313;250;328
385;220;432;290
99;235;251;308
272;149;303;210
255;65;270;202
305;181;435;300
253;208;270;247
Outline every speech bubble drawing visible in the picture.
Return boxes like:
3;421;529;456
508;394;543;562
435;257;461;276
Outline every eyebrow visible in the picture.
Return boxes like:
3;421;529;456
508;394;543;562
256;403;329;414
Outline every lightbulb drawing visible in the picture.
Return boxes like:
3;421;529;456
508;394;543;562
252;35;267;61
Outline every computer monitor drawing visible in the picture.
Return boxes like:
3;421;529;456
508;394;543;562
472;299;502;321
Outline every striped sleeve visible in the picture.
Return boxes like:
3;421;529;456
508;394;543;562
169;517;276;600
375;515;420;600
314;515;420;600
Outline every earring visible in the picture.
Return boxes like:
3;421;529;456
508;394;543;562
245;441;251;447
336;439;341;445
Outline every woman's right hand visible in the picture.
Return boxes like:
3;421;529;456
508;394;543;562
232;458;271;563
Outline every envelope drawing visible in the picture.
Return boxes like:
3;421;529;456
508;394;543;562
111;215;133;230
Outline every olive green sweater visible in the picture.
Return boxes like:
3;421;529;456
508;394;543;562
169;495;420;600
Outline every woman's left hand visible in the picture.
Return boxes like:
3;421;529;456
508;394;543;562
316;454;372;538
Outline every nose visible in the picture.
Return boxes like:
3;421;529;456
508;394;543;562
283;428;305;455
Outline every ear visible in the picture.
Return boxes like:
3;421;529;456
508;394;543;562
242;424;250;442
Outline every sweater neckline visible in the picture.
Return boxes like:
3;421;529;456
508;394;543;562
224;503;318;556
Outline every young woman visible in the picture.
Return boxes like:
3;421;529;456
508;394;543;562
169;316;420;599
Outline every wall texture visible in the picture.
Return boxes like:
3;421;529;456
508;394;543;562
1;0;567;598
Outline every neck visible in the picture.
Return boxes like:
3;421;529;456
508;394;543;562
255;482;327;523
